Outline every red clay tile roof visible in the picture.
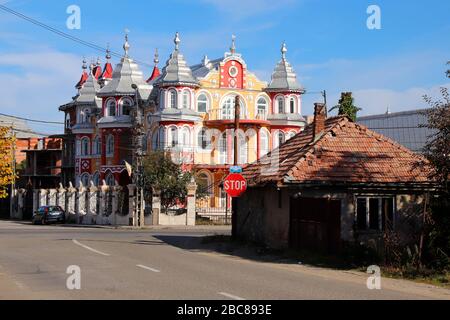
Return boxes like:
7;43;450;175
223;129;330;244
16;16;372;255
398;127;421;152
243;116;433;187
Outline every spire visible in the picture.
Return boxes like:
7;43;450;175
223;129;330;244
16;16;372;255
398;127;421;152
75;58;89;89
202;55;210;66
147;48;161;83
174;32;181;51
230;35;236;54
96;57;101;66
106;44;111;61
281;41;287;61
123;31;130;57
154;48;159;65
266;41;304;93
101;45;114;81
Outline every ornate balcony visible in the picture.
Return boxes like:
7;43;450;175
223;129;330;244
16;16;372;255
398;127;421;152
204;108;270;127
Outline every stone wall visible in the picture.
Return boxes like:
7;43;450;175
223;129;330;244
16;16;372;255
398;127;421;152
10;180;197;227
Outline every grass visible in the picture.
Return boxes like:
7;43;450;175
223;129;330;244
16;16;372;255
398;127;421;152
201;235;450;288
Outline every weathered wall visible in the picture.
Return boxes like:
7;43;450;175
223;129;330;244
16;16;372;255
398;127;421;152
237;186;426;251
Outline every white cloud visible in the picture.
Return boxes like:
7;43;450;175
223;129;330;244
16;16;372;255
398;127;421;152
0;50;82;134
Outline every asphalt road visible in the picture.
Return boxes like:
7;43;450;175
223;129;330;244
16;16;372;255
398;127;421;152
0;220;449;300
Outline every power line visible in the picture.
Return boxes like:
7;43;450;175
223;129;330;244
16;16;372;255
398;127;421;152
0;112;64;125
0;4;153;68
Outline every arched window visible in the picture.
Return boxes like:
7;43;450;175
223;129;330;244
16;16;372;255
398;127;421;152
257;98;268;119
197;93;208;113
81;108;90;123
106;135;114;156
169;89;177;109
197;128;210;150
80;173;90;187
181;127;190;147
92;136;101;155
260;129;269;157
106;98;116;117
290;97;296;114
182;90;190;109
273;131;286;149
92;172;100;186
168;127;178;148
197;172;212;196
120;97;133;116
66;114;71;129
218;132;227;164
152;129;160;151
238;132;248;165
221;96;245;120
277;96;285;114
81;137;90;156
105;173;115;186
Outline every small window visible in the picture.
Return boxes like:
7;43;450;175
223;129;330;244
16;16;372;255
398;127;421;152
169;127;178;148
198;128;211;150
106;135;114;156
356;197;395;232
218;132;227;164
92;136;101;155
106;99;116;117
181;127;190;146
92;172;100;187
120;97;133;116
197;94;208;113
105;173;115;186
257;98;267;119
81;137;90;156
182;90;190;109
80;173;90;187
277;97;284;114
290;98;296;113
260;129;269;157
169;90;177;109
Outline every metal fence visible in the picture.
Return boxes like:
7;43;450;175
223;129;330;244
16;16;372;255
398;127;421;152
196;214;231;226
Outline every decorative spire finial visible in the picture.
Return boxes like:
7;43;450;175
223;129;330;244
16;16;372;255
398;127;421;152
281;41;287;60
203;55;210;66
123;29;130;57
230;34;236;54
106;43;111;61
82;57;87;70
154;48;159;65
96;57;101;66
174;32;180;51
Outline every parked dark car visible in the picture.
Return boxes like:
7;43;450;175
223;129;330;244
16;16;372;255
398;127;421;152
32;206;66;225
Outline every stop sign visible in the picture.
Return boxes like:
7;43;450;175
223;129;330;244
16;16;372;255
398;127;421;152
223;173;247;198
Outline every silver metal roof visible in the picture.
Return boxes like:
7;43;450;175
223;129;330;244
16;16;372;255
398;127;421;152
154;33;199;87
98;35;152;100
73;71;101;107
0;115;41;138
266;42;303;92
357;109;434;153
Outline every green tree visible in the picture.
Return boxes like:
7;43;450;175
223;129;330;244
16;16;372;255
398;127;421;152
143;151;192;213
330;92;362;122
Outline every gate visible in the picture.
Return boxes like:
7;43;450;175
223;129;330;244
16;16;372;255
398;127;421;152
23;187;34;220
289;197;341;253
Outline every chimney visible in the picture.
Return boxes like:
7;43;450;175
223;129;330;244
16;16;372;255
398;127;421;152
313;103;327;137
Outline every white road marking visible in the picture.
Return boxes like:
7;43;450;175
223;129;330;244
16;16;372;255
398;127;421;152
136;264;161;273
72;239;110;256
218;292;246;300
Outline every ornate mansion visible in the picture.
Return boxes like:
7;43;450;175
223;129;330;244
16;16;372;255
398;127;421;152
59;33;307;208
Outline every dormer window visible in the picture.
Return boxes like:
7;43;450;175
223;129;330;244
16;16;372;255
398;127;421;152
82;108;90;123
120;97;133;116
277;97;285;114
106;98;116;117
169;89;177;109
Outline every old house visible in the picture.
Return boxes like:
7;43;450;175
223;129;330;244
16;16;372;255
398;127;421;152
236;103;436;253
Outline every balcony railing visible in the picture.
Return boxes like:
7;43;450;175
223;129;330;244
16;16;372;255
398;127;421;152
205;108;269;122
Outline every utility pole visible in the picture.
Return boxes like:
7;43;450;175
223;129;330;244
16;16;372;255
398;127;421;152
9;130;16;219
132;84;145;227
231;96;240;238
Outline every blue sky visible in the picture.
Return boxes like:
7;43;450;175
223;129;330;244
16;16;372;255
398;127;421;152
0;0;449;134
